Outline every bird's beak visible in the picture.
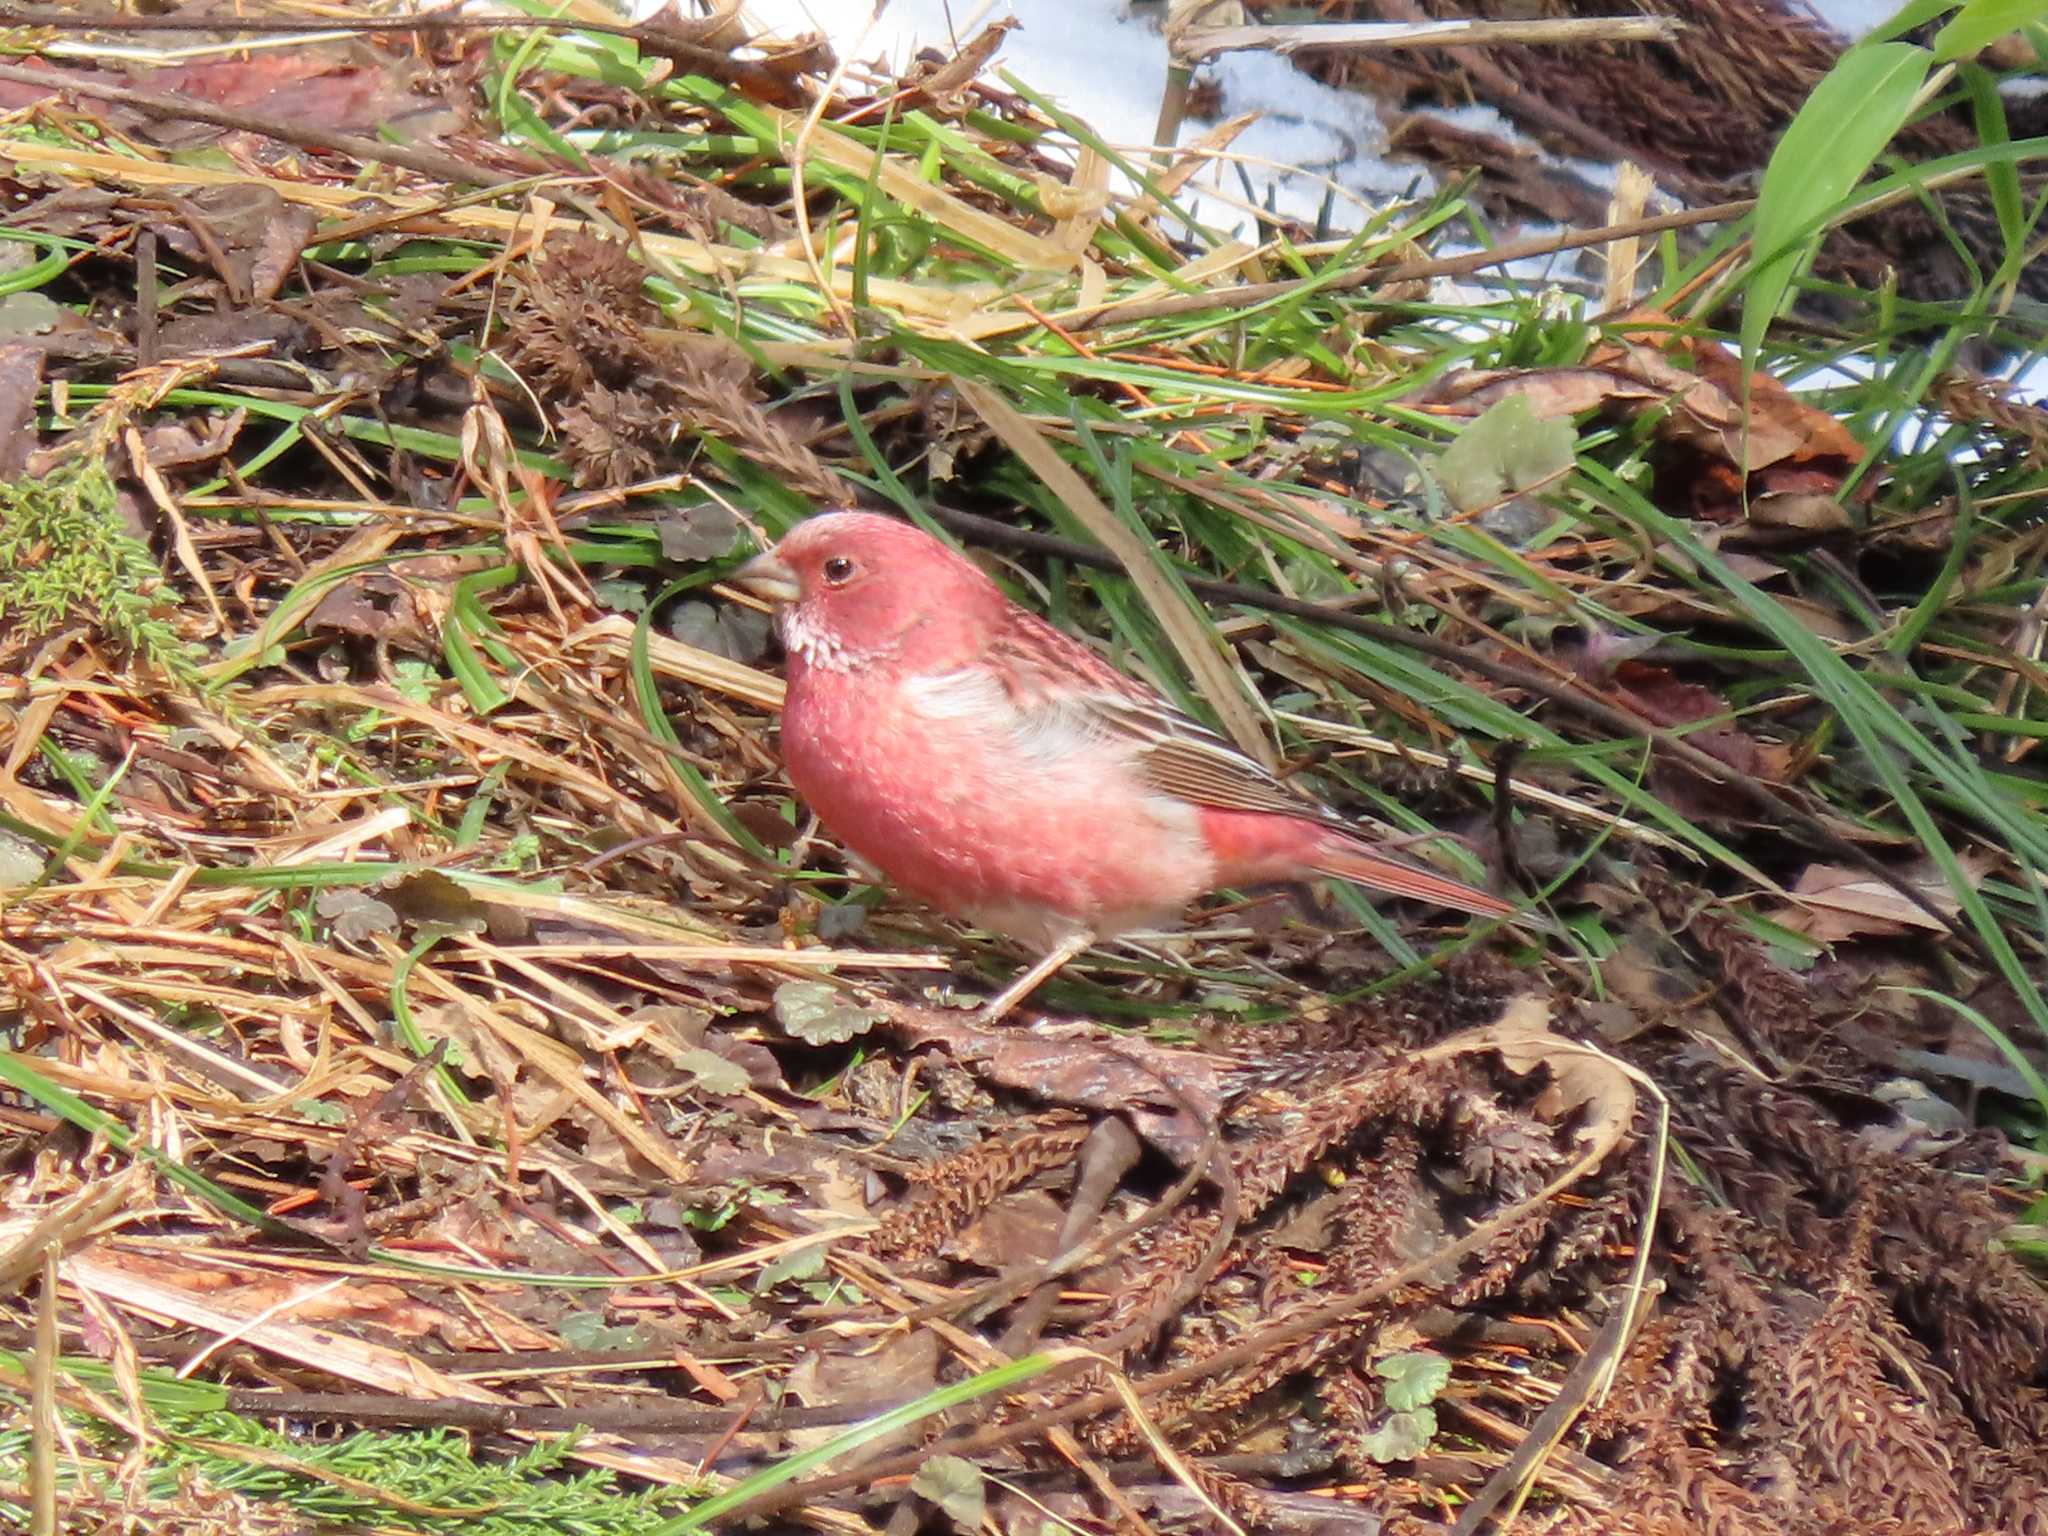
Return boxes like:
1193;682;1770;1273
729;549;800;606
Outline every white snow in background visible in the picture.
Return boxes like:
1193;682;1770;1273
723;2;2041;402
749;0;1164;149
1802;0;1903;39
732;1;1917;235
740;0;1420;234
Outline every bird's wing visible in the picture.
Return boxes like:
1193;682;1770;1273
1092;692;1331;819
968;612;1522;923
985;612;1335;822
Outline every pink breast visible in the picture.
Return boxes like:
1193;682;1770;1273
780;669;1214;942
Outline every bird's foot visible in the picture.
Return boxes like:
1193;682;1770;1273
975;931;1095;1025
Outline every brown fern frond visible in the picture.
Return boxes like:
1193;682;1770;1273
1784;1266;1965;1526
1448;1084;1569;1200
1182;1458;1276;1530
1867;1288;2048;1534
661;352;851;507
1233;1059;1444;1214
1873;1163;2048;1458
1658;1443;1779;1536
1640;864;1848;1070
1928;370;2048;466
864;1115;1090;1261
1584;1305;1715;1461
1446;1206;1554;1308
1326;1133;1426;1294
1665;1057;1864;1272
1215;953;1526;1074
1084;1207;1228;1345
1168;1293;1414;1448
502;231;853;500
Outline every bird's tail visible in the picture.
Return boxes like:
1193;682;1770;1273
1310;835;1519;920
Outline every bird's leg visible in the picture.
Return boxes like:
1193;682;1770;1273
979;931;1094;1024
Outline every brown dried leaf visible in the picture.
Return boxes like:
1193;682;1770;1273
947;1187;1068;1268
1419;364;1663;420
782;1330;940;1453
1606;658;1780;779
883;1007;1233;1162
1778;859;1976;942
0;341;43;476
1598;320;1864;526
1437;995;1635;1160
304;572;437;654
138;52;439;136
139;409;245;470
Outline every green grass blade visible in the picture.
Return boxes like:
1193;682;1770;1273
1934;0;2048;59
1740;42;1933;374
629;578;774;861
650;1353;1066;1534
0;1053;298;1236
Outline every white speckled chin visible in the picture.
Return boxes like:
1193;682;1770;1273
779;606;873;673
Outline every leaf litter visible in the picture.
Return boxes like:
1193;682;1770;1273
0;5;2044;1534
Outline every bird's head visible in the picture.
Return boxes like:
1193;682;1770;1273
730;511;1006;672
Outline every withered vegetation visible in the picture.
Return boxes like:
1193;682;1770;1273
1292;0;2048;308
0;4;2045;1534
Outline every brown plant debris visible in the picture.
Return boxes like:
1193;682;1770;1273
1;4;2046;1535
1287;0;2048;306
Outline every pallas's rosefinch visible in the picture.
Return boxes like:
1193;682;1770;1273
733;511;1521;1018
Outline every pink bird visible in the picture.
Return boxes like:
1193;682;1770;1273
732;511;1523;1019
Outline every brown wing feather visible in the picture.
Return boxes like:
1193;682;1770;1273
986;611;1336;823
1130;733;1323;819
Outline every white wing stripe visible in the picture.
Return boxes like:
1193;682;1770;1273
903;667;1104;770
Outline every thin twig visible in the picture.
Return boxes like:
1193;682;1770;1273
1177;16;1682;62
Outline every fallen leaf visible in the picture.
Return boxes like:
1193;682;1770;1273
947;1187;1067;1268
1377;1349;1451;1412
775;980;883;1045
1419;311;1870;527
782;1329;940;1454
0;341;43;476
910;1454;988;1532
1420;364;1661;421
1607;658;1771;778
1447;997;1637;1161
1434;392;1578;513
138;51;440;137
139;409;246;470
882;1008;1234;1164
1562;647;1795;820
1778;860;1971;942
147;185;305;304
1595;320;1865;526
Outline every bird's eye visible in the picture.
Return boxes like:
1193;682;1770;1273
822;556;857;585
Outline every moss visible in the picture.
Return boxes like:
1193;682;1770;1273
0;455;194;676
